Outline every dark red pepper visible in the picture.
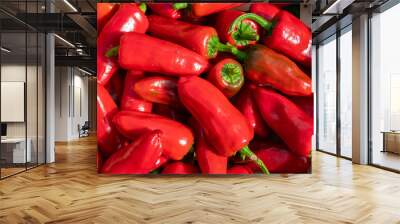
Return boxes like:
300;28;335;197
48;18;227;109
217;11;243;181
228;165;253;174
97;3;119;33
108;71;124;105
254;88;313;157
147;15;237;59
120;71;152;113
97;85;121;156
215;10;261;48
113;111;194;160
162;162;198;174
207;58;244;98
101;130;163;174
134;76;179;106
178;76;269;174
289;95;314;119
148;3;187;19
250;3;280;21
153;104;188;123
108;33;209;77
97;4;148;85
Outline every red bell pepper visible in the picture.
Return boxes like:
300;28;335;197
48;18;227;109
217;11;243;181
215;10;261;48
233;44;312;96
207;58;244;98
228;165;253;174
250;3;280;21
148;3;188;19
108;33;209;77
178;76;269;174
147;15;238;59
189;3;244;17
254;88;313;157
134;76;179;106
235;85;269;138
101;130;163;174
97;85;121;156
98;4;148;85
161;162;198;174
97;3;119;33
120;71;152;113
230;11;312;68
113;111;194;160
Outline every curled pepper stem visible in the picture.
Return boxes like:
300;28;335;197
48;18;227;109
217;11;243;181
240;146;270;175
139;3;147;13
229;13;273;34
106;46;119;58
207;36;248;60
173;3;188;10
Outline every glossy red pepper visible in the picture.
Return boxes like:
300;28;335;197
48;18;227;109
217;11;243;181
161;162;198;174
234;44;312;96
235;85;269;138
148;3;187;19
148;15;237;59
254;88;313;157
113;111;194;160
97;85;121;156
215;10;260;48
97;4;148;85
228;165;253;174
207;58;244;98
97;3;119;33
178;76;269;174
134;76;179;106
250;3;280;21
109;33;208;77
121;71;152;113
189;3;244;17
101;130;163;174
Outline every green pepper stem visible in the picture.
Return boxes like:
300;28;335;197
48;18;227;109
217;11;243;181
240;146;270;175
106;46;119;58
229;13;273;34
173;3;188;10
139;3;147;13
207;36;248;60
230;47;248;62
221;63;243;86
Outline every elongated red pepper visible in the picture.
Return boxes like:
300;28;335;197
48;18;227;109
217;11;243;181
207;58;244;98
109;33;208;77
148;3;187;19
101;130;163;174
254;88;313;157
108;71;124;105
97;85;121;156
113;111;194;160
98;4;148;85
134;76;179;106
97;3;119;33
215;10;261;48
120;71;152;113
178;76;269;174
235;85;269;138
153;104;188;123
162;162;198;174
189;3;244;17
228;165;253;174
147;15;237;59
234;44;312;96
250;3;280;21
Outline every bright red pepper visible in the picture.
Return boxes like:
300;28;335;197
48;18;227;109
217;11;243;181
228;165;253;174
113;111;194;160
161;162;198;174
148;15;237;59
120;71;152;113
97;3;119;33
178;76;269;174
235;85;269;138
97;85;121;156
148;3;187;19
109;33;209;77
97;4;148;85
207;58;244;98
235;44;312;96
250;3;280;21
101;130;163;174
215;10;261;48
254;88;313;157
134;76;179;106
189;3;244;17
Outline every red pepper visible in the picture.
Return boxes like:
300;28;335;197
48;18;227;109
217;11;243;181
97;3;119;33
234;44;312;96
235;84;269;138
108;71;124;105
228;165;253;174
101;130;163;174
189;3;244;17
289;95;314;119
134;76;179;106
148;3;188;19
230;11;312;68
178;76;269;174
108;33;209;77
120;71;152;113
254;88;313;157
215;10;261;48
98;4;148;85
250;3;280;21
207;58;244;98
153;104;188;123
113;111;194;160
147;15;237;59
161;162;198;174
97;151;103;172
97;85;121;156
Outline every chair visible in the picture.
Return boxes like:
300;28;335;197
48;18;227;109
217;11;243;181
78;121;90;138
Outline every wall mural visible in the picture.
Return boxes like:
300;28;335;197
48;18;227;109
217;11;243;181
97;2;313;175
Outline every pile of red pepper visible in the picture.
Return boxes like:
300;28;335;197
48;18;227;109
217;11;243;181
97;3;313;175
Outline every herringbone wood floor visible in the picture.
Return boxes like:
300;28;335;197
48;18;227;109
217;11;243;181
1;136;400;224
